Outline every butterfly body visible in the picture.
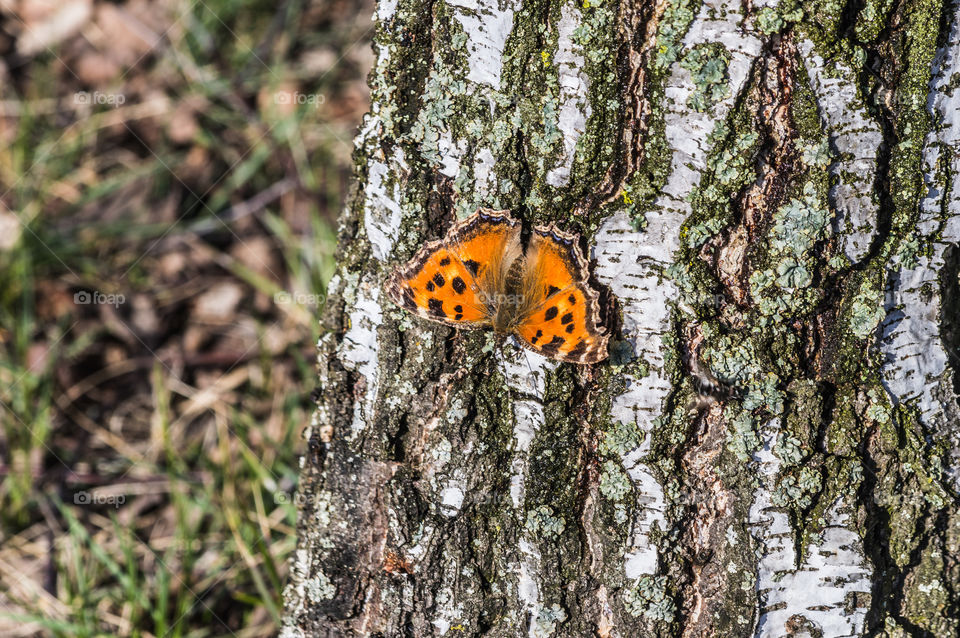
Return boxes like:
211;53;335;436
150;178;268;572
386;209;609;364
475;256;531;334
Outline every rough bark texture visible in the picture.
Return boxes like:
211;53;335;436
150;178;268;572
282;0;960;635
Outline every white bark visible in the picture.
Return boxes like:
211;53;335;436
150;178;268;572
749;419;871;637
593;0;764;580
881;4;960;487
447;0;517;90
799;40;882;264
546;4;590;187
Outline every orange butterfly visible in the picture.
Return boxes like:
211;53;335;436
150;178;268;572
386;208;609;364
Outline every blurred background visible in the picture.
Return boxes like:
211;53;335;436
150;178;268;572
0;0;372;635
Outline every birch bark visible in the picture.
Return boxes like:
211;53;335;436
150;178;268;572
282;0;960;635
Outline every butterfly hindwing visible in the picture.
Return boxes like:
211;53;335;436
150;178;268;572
513;225;609;364
514;285;609;363
386;209;520;327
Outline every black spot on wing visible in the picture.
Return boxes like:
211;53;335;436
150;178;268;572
568;294;576;305
547;285;560;297
463;260;480;276
428;298;445;318
565;323;575;334
540;335;566;356
433;272;446;288
454;305;463;313
439;257;451;266
544;306;558;321
560;312;573;324
452;277;467;294
568;340;587;360
454;313;463;320
426;281;435;292
531;329;543;345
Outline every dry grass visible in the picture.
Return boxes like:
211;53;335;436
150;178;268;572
0;0;372;635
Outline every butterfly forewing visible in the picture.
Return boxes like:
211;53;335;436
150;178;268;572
387;209;520;327
387;247;489;324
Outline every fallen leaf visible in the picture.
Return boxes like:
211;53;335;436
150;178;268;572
193;281;245;323
15;0;93;56
0;206;22;251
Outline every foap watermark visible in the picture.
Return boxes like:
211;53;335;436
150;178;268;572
274;291;326;307
74;91;126;107
477;292;528;306
274;91;326;107
74;490;126;508
682;291;729;308
74;290;126;307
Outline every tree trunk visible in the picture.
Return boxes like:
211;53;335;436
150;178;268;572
281;0;960;635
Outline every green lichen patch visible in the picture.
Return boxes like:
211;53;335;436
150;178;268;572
655;0;700;69
753;0;803;36
532;603;568;637
700;329;785;415
622;575;677;624
407;55;467;166
749;182;834;323
598;419;645;457
725;408;761;462
526;505;567;538
599;460;633;502
680;44;731;113
845;272;886;339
